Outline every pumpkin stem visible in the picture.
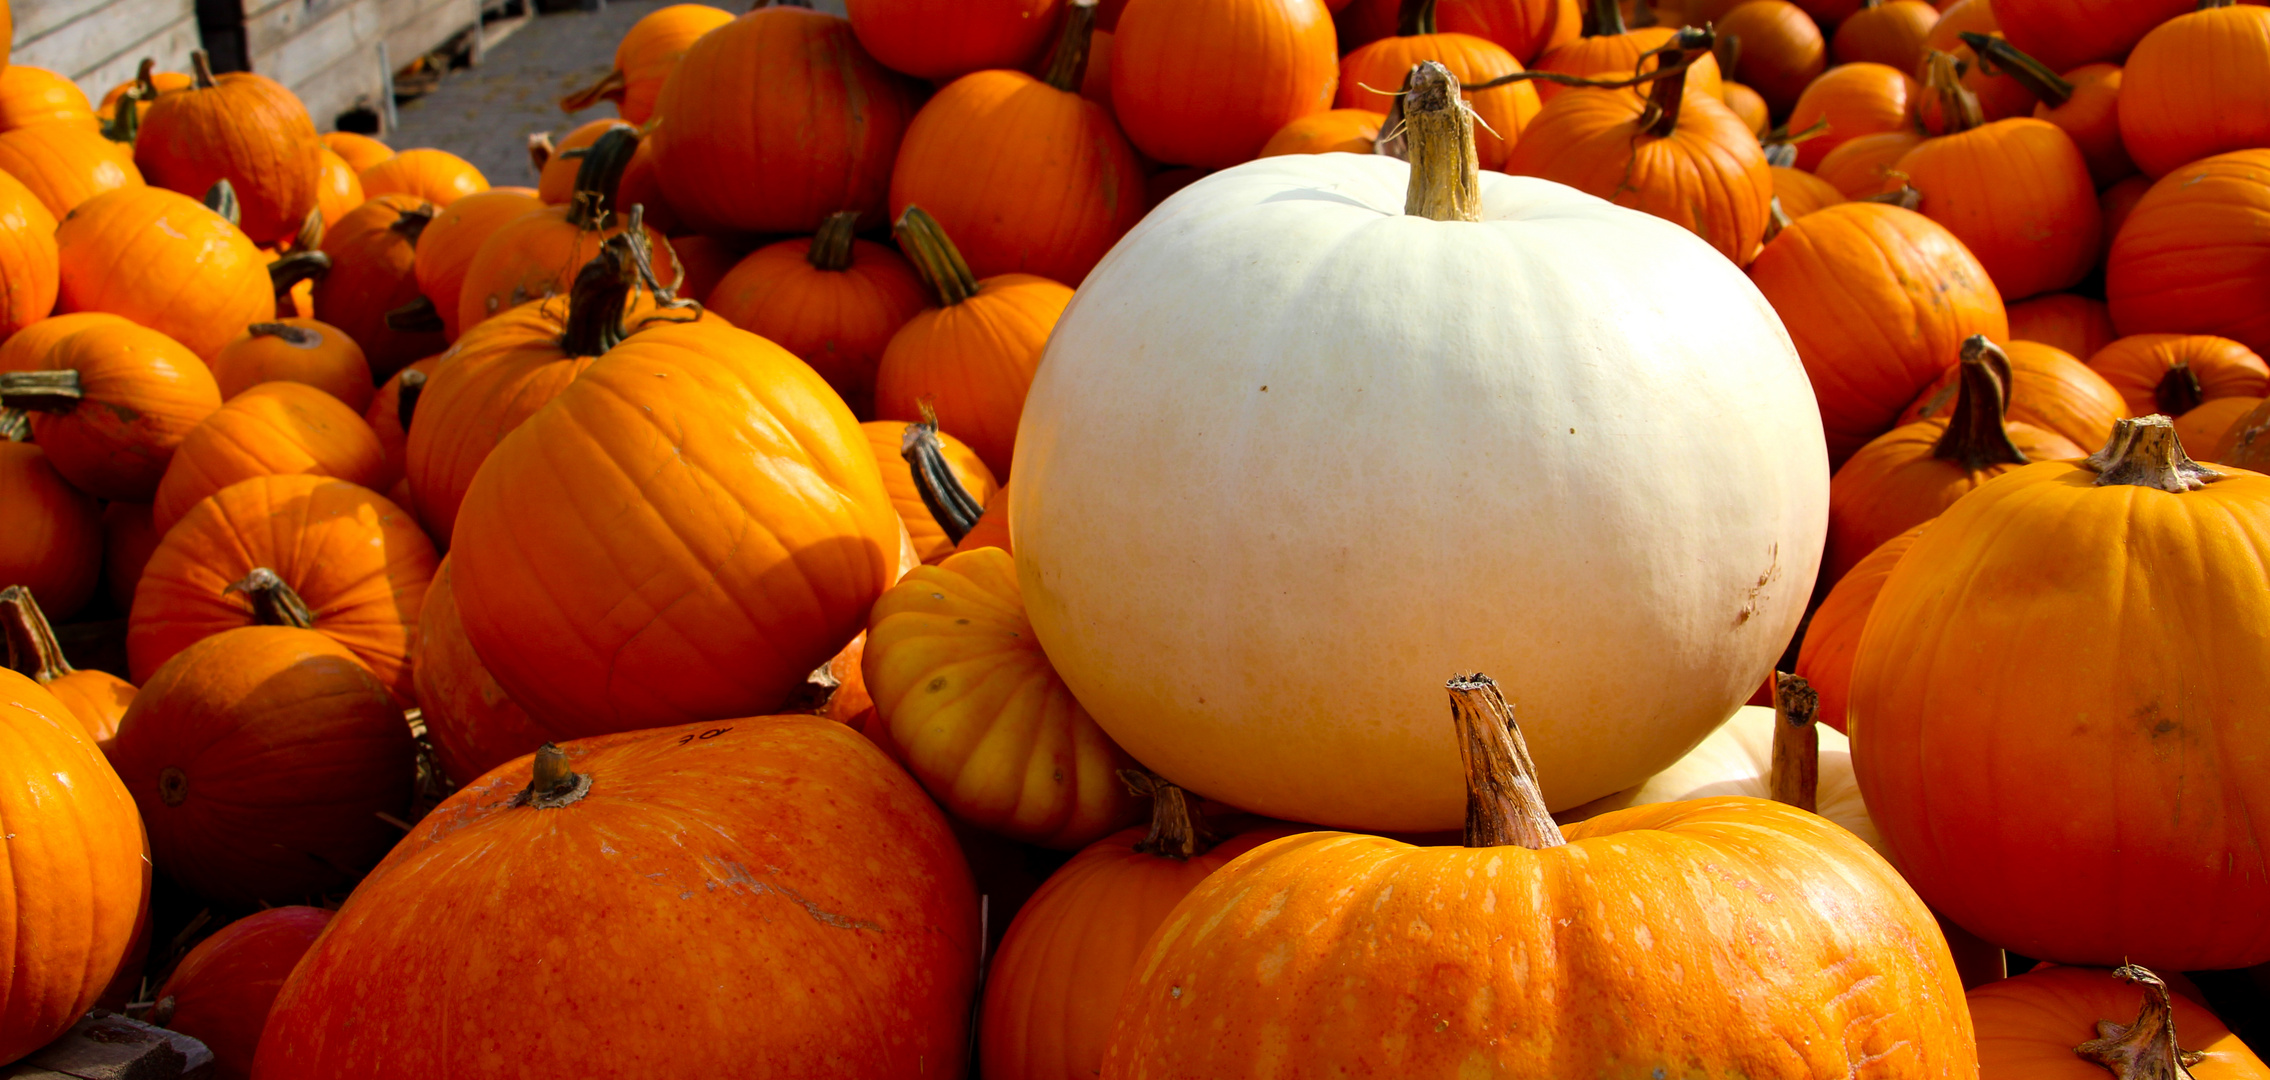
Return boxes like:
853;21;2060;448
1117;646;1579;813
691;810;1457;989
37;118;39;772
1768;672;1819;812
247;321;318;347
527;131;556;176
558;67;629;114
1859;183;1923;209
1932;336;2031;471
1401;62;1483;223
807;211;862;273
0;586;77;683
1040;0;1101;93
2086;415;2222;493
2154;364;2205;417
567;127;640;231
894;206;982;307
0;370;86;413
1584;0;1627;37
1396;0;1439;35
901;402;985;545
270;251;332;298
1956;32;2072;108
101;84;141;145
1118;768;1223;859
1714;32;1742;84
384;296;445;333
1763;195;1792;243
2076;965;2210;1080
226;568;316;629
390;204;436;247
1447;674;1568;850
189;49;217;90
519;743;594;809
1917;50;1985;136
134;57;158;99
292;207;326;253
1640;28;1713;138
204;179;240;226
397;369;428;432
558;232;644;357
2198;0;2234;8
0;409;27;442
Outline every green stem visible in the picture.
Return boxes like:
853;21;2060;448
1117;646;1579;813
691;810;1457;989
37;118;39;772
1397;0;1439;36
900;404;985;544
1957;32;2071;108
1584;0;1627;37
247;322;318;347
893;207;981;307
270;251;331;298
807;211;861;272
1039;0;1100;93
203;178;239;225
567;127;640;231
0;370;85;413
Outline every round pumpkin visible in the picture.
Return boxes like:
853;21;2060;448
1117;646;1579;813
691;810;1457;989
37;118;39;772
456;131;673;339
0;167;56;339
249;719;980;1078
1433;0;1580;63
1717;0;1827;115
1336;3;1540;171
560;3;735;125
211;318;373;412
0;64;98;131
152;906;332;1080
109;624;412;905
703;212;931;419
363;356;436;492
1109;0;1340;169
0;441;100;622
2006;293;2117;363
320;130;393;173
0;310;125;373
310;146;363;230
151;381;388;534
1722;80;1769;133
2116;4;2270;179
0;122;141;220
1012;72;1825;829
411;556;555;787
403;186;541;343
1813;129;1924;199
356;148;486;207
1795;519;1927;736
2174;394;2261;458
1530;0;1721;105
862;418;1000;562
0;585;134;742
0;668;146;1065
133;51;321;247
2105;150;2270;355
1994;0;2188;74
1771;164;1845;218
1260;107;1387;155
1833;0;1936;69
55;185;275;360
1784;61;1918;172
103;500;160;612
1899;338;2123;453
1852;414;2270;969
1973;964;2270;1080
2087;333;2270;421
450;317;900;737
3;320;222;501
127;473;439;701
848;0;1062;81
314;194;445;381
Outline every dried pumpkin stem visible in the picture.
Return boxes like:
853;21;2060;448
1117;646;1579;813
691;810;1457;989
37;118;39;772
527;131;556;175
102;86;140;145
0;370;85;413
1402;62;1482;223
247;322;318;347
1447;674;1567;849
204;179;240;226
1118;768;1223;860
895;207;982;306
2076;965;2209;1080
806;211;862;273
558;232;644;356
270;251;332;298
1860;184;1923;210
1918;50;1986;135
1641;29;1714;138
520;743;594;809
1934;336;2032;471
2087;415;2222;492
901;403;986;544
1769;672;1820;812
1040;0;1100;93
2155;365;2205;417
397;369;428;431
1396;0;1439;35
0;586;76;682
384;296;445;334
134;57;158;99
0;408;27;442
226;568;316;629
1584;0;1627;37
567;127;641;231
1956;32;2072;108
559;67;629;114
189;49;217;90
391;205;435;247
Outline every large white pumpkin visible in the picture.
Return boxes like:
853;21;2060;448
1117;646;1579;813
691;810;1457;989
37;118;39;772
1011;92;1827;830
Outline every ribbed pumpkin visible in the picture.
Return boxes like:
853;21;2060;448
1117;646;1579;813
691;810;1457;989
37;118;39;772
1715;0;1825;114
103;501;160;612
1993;0;2189;74
981;780;1302;1080
533;118;627;205
1429;0;1579;63
1824;337;2082;584
152;906;333;1080
848;0;1062;81
1832;0;1935;69
1102;675;1975;1076
211;319;373;411
2175;395;2261;457
1951;34;2134;189
0;586;133;742
704;213;929;420
0;447;101;622
133;51;321;247
2119;4;2270;181
1771;165;1845;218
127;474;439;701
1337;0;1539;171
649;5;922;235
1260;107;1387;155
55;185;275;360
1972;964;2270;1080
1109;0;1340;169
2006;293;2117;363
1749;201;2009;464
2;320;222;500
0;167;55;339
406;186;541;343
1506;30;1770;263
559;3;736;124
356;148;487;207
874;208;1073;476
410;557;555;787
1795;520;1927;734
862;417;1000;563
1899;338;2124;450
310;148;363;231
450;317;900;738
314;194;445;380
1530;0;1721;104
2087;334;2270;422
0;121;141;220
251;719;980;1078
1784;61;1918;171
0;668;146;1065
457;130;673;338
363;357;436;492
1852;414;2270;969
0;64;97;131
109;624;412;904
2106;150;2270;354
1813;129;1925;199
0;310;125;373
320;131;393;173
151;381;388;534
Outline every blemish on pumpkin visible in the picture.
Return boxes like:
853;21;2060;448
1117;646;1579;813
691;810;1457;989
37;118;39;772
926;677;947;692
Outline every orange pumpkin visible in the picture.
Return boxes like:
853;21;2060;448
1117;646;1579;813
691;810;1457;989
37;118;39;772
863;418;1001;563
848;0;1063;81
1953;35;2133;189
312;194;444;379
1336;1;1540;170
357;148;487;207
1771;164;1845;217
0;121;142;220
364;357;437;492
2098;173;2151;251
0;168;52;342
410;557;557;787
1813;129;1925;199
1108;0;1340;169
1785;61;1918;171
133;51;321;247
1824;336;2082;584
1531;0;1722;105
704;213;930;419
0;586;133;743
127;474;438;701
957;481;1014;555
55;186;276;360
151;381;389;534
1993;0;2189;74
874;208;1073;476
1795;520;1928;734
0;64;98;131
252;720;979;1077
533;118;629;205
1261;108;1387;155
1708;0;1823;115
320;131;394;174
1972;965;2270;1080
559;3;737;125
2086;334;2270;420
1832;0;1936;70
211;319;373;412
2174;395;2261;458
2;320;222;501
310;146;363;230
2105;150;2270;354
405;186;541;343
2005;293;2116;362
1721;80;1769;133
103;501;160;612
0;668;146;1064
109;624;412;904
1899;337;2123;450
649;6;923;234
457;130;674;338
1431;0;1581;64
450;317;899;737
2119;4;2270;179
0;311;126;373
152;906;333;1080
0;446;101;621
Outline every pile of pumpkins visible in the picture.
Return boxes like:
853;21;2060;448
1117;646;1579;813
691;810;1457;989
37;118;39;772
4;0;2268;1075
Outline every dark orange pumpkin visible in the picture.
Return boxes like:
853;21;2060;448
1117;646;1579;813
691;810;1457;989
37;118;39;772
1;586;134;743
1432;0;1580;65
2006;293;2116;363
2105;150;2270;354
1971;964;2270;1080
151;381;389;534
1995;0;2194;80
0;449;102;621
103;500;161;611
2;320;223;501
0;167;56;339
1337;0;1540;170
1716;0;1826;114
314;194;446;381
847;0;1064;81
2086;334;2270;421
109;624;413;904
1108;0;1341;169
1898;337;2124;450
133;51;321;247
0;121;142;220
660;233;743;304
558;3;737;125
704;212;931;419
1795;519;1929;734
410;556;558;787
456;130;674;338
211;319;373;412
357;148;487;208
1813;129;1925;199
1785;61;1917;171
1832;0;1935;70
408;186;542;343
55;186;276;360
152;906;333;1080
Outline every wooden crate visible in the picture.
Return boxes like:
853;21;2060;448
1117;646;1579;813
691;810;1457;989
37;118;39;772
10;0;201;104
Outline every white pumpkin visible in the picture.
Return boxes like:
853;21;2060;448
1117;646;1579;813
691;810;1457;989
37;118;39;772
1011;71;1828;830
1556;705;1884;854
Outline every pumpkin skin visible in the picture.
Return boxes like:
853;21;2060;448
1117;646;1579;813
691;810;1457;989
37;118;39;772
1785;62;1918;172
2118;6;2270;181
320;131;393;174
455;144;675;339
0;445;102;620
0;669;146;1065
356;148;487;207
13;320;223;501
1970;965;2270;1080
364;356;437;492
1900;339;2124;451
1014;148;1826;829
1772;165;1845;218
211;318;374;412
0;310;126;372
1832;0;1937;70
249;717;981;1079
2006;294;2116;364
55;186;276;361
705;228;929;421
1109;0;1340;170
409;186;541;343
133;57;322;247
109;625;412;905
1814;129;1924;199
2087;334;2270;421
127;474;439;702
103;501;161;612
1431;0;1580;64
0;64;98;131
1993;0;2188;75
1;586;135;742
1749;202;2009;465
2024;62;2132;189
1851;419;2270;969
1717;0;1827;115
848;0;1062;81
1260;108;1386;155
0;121;141;220
1896;116;2099;302
861;420;1000;563
1338;29;1539;171
1796;520;1927;735
1722;81;1769;134
151;381;389;534
957;482;1013;555
2174;395;2261;458
311;147;363;229
315;195;446;381
2105;150;2270;355
561;3;735;125
451;319;901;738
411;557;555;787
650;8;923;235
0;167;56;339
152;906;332;1080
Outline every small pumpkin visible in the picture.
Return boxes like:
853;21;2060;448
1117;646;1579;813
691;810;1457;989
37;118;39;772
1108;0;1340;169
2087;334;2269;422
1953;34;2132;189
533;118;629;205
1794;520;1927;735
1783;61;1918;173
1812;129;1923;200
1899;337;2124;450
2105;150;2270;354
1971;964;2270;1080
1771;164;1845;217
0;120;142;220
1;586;134;744
314;194;446;380
0;167;56;339
151;906;333;1080
356;147;487;207
1721;80;1769;133
0;450;101;622
364;358;437;492
848;0;1063;81
1337;0;1540;170
1714;0;1825;114
211;319;374;412
320;131;393;174
704;212;931;419
1832;0;1936;70
2006;293;2117;363
0;64;99;132
559;3;736;125
1;320;223;501
109;624;413;905
1260;108;1388;155
133;51;321;247
55;185;276;360
410;556;556;787
406;186;542;343
456;130;673;338
2116;2;2270;180
151;381;389;534
0;311;126;373
863;415;1001;563
1530;0;1722;104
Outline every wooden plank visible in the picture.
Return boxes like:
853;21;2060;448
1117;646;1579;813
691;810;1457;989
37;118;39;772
248;0;382;91
11;0;193;85
67;15;199;98
290;40;385;130
386;0;477;61
9;0;102;50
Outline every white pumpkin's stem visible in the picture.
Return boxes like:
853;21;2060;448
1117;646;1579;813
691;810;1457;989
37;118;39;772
1118;768;1222;860
2076;966;2209;1080
520;743;593;809
2087;416;2222;493
1769;672;1819;813
1402;62;1482;223
226;568;317;629
1934;336;2031;471
0;585;77;682
1447;674;1567;849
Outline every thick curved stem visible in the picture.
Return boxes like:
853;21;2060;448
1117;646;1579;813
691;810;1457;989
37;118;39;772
894;206;982;307
391;205;435;247
270;251;332;298
2076;965;2210;1080
807;211;861;273
0;409;26;442
1448;674;1567;850
189;49;217;89
0;586;76;682
1040;0;1100;93
1118;769;1222;859
1769;672;1819;812
0;370;85;413
1642;29;1714;138
1402;62;1482;223
519;743;593;809
566;126;640;231
2087;415;2223;492
1933;336;2032;471
557;232;643;357
1918;50;1986;136
900;405;985;545
226;568;316;629
1957;32;2072;108
2155;365;2205;417
558;67;628;114
247;322;318;347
